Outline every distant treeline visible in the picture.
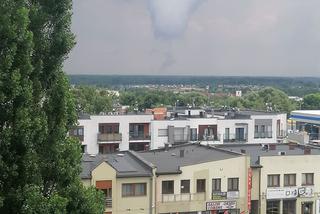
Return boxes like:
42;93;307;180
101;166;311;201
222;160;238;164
68;75;320;96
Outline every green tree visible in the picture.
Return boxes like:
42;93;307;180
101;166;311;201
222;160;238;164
0;0;104;213
302;93;320;110
242;87;295;113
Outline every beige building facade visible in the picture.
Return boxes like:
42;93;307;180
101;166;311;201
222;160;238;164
81;143;320;214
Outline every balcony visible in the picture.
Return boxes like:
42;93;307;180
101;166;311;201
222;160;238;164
105;197;112;208
254;132;272;139
277;130;287;139
129;134;151;141
161;193;206;203
97;133;122;142
223;134;248;143
198;134;220;141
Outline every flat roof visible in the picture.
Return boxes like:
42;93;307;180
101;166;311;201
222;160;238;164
137;143;242;175
216;143;320;166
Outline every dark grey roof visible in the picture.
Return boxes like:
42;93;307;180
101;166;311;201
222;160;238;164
137;143;242;175
216;143;320;167
80;151;153;179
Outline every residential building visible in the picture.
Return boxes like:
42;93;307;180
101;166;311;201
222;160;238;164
81;143;320;214
73;113;153;154
72;109;287;155
81;144;250;214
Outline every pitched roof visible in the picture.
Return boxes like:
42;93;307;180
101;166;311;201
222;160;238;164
137;143;242;175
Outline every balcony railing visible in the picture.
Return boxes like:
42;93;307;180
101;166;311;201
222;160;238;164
97;133;122;142
198;134;220;141
223;134;248;143
105;198;112;208
161;193;206;203
254;132;272;139
277;130;287;139
129;134;151;141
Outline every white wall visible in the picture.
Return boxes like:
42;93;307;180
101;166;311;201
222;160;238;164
79;114;153;154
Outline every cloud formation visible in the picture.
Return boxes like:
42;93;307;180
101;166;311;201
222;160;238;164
148;0;204;39
65;0;320;76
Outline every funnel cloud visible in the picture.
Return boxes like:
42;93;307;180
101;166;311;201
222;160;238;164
148;0;204;39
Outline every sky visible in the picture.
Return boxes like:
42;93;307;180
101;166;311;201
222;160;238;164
64;0;320;76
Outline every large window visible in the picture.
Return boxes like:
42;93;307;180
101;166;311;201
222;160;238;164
228;178;239;191
122;183;146;197
283;200;296;214
180;180;190;193
267;201;280;214
212;178;221;192
268;174;280;187
302;173;314;185
162;180;174;194
197;179;206;193
284;174;296;186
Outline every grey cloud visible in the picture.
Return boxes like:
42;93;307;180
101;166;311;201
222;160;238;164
148;0;204;39
64;0;320;76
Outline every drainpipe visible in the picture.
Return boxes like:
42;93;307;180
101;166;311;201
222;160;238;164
149;176;153;214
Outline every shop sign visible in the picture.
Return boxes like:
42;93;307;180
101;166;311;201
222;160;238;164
266;187;298;199
267;186;314;199
247;168;252;211
227;191;239;199
212;192;227;200
206;201;237;211
298;187;313;198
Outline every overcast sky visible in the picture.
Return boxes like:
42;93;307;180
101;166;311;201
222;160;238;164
64;0;320;76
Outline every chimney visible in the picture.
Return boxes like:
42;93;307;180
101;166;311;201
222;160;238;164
269;144;276;150
304;147;311;155
180;149;185;158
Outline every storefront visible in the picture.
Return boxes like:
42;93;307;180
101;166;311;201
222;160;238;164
206;201;240;214
266;186;315;214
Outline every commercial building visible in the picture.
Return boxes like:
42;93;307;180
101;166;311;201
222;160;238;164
81;143;251;214
217;143;320;214
288;110;320;144
81;142;320;214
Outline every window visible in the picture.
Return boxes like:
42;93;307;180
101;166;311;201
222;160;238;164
268;175;280;187
283;200;296;214
212;178;221;192
302;173;314;185
81;145;87;153
197;179;206;192
228;178;239;191
158;129;168;137
180;180;190;193
267;200;280;214
122;183;146;197
162;180;174;194
284;174;296;186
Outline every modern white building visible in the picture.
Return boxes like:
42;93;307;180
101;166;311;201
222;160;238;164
70;113;153;154
70;109;287;155
288;110;320;145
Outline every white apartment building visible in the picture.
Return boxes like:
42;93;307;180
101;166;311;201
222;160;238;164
70;113;153;154
151;109;287;149
70;109;287;155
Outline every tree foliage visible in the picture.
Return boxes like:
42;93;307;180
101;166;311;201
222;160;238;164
72;86;112;114
302;93;320;110
0;0;104;213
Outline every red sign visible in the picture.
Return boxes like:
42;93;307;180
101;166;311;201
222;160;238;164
247;168;252;211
